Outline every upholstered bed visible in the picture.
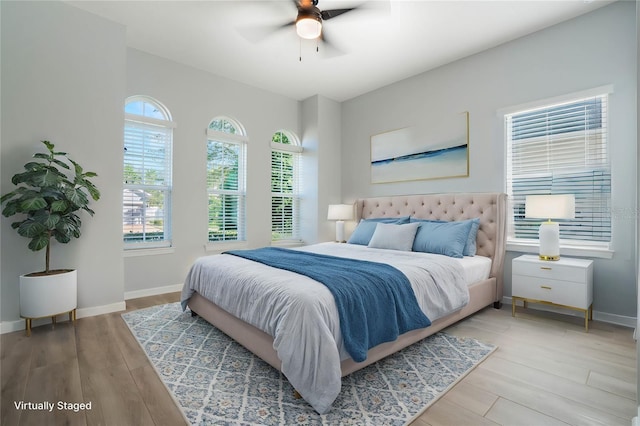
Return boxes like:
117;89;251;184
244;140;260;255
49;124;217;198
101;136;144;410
181;192;507;413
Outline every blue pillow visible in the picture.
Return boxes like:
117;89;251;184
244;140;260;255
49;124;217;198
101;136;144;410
411;220;474;258
347;216;410;245
463;218;480;256
411;218;480;256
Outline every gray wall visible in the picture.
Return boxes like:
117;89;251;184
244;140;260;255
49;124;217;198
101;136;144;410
341;1;637;318
1;1;127;322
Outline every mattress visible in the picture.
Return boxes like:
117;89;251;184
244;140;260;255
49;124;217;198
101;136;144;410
455;255;493;286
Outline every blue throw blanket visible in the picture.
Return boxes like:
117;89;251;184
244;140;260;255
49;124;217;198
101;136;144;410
224;247;431;362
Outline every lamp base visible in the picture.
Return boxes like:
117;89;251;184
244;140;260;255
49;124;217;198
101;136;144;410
538;254;560;261
538;221;560;261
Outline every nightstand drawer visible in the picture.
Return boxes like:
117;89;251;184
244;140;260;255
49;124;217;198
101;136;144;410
512;275;592;309
512;258;590;283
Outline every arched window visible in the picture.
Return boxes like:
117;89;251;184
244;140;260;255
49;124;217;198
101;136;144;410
207;117;247;242
271;130;302;242
123;96;175;248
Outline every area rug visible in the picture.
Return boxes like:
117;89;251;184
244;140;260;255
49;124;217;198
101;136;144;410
122;303;496;426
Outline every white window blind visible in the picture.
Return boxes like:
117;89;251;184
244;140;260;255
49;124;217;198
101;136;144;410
123;98;173;248
271;131;302;242
506;93;611;243
207;119;247;242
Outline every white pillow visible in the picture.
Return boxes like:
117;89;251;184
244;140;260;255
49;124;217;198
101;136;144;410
367;222;421;251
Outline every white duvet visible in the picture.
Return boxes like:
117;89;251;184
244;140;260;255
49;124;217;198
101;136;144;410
180;242;469;414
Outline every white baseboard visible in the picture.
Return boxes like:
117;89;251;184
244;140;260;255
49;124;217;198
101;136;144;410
502;296;636;328
1;284;182;334
1;301;126;335
124;283;183;300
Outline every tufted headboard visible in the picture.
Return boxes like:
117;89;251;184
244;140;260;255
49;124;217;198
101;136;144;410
355;193;507;302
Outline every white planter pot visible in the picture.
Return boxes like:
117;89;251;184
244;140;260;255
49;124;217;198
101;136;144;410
20;269;77;319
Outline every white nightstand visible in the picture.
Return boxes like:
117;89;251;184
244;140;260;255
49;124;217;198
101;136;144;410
512;254;594;331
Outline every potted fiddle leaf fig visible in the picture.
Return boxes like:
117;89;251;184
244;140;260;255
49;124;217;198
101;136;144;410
0;140;100;334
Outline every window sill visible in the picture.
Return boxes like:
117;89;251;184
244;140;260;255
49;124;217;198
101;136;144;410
507;240;613;259
271;240;305;248
123;246;175;257
205;241;249;253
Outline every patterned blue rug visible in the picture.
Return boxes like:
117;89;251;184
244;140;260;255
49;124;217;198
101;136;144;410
122;303;496;426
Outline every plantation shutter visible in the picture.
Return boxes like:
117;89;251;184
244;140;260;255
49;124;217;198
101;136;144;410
506;94;611;243
271;148;300;241
207;132;246;242
123;116;173;246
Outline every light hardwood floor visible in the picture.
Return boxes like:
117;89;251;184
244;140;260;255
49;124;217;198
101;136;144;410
1;293;636;426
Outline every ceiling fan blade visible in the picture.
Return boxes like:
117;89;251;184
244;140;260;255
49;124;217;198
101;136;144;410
237;20;295;44
318;29;345;58
321;7;359;20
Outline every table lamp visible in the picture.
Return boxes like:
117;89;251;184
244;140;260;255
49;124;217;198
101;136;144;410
327;204;353;243
525;194;575;261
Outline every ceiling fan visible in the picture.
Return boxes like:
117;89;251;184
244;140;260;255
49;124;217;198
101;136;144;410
238;0;372;59
290;0;361;40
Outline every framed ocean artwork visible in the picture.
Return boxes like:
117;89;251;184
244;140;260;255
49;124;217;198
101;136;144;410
370;112;469;183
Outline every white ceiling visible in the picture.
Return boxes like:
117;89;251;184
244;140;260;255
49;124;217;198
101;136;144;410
66;0;615;102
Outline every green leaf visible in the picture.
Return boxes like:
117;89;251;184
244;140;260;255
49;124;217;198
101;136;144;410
32;169;62;187
33;153;51;160
69;159;83;176
1;189;20;204
18;220;46;238
19;197;47;211
52;158;71;170
64;188;88;207
33;211;60;228
42;140;55;152
84;181;101;201
11;221;22;229
50;200;69;212
52;230;71;244
83;172;98;178
11;171;34;185
83;206;95;216
2;201;19;217
28;234;49;251
55;217;76;235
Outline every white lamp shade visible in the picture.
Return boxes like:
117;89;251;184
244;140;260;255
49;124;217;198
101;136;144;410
327;204;354;221
525;194;575;219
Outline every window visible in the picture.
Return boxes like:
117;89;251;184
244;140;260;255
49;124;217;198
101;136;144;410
505;90;611;246
271;130;302;242
123;96;174;248
207;117;247;242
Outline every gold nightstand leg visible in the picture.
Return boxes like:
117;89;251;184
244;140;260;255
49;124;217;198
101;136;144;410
25;318;32;337
584;309;589;332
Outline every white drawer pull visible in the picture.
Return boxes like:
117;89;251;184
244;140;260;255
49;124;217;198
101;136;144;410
540;267;552;270
540;285;552;290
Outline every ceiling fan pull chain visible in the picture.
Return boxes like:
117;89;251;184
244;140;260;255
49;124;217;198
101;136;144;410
299;38;302;62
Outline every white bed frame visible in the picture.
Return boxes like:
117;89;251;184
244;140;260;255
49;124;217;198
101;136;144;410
187;192;507;376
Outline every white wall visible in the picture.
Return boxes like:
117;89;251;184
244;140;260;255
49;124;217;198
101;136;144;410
341;1;637;318
124;49;301;293
1;1;127;322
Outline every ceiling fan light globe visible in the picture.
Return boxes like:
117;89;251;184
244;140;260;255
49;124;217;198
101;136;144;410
296;18;322;39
